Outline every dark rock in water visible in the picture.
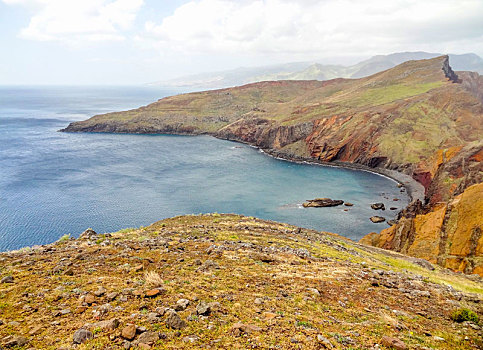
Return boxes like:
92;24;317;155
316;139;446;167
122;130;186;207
303;198;344;208
390;207;398;210
371;203;385;210
79;228;97;240
344;202;354;206
370;216;386;223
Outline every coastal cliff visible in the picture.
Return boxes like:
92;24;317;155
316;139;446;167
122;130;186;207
62;56;483;275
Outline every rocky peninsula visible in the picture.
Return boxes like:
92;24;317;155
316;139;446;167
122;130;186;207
62;56;482;276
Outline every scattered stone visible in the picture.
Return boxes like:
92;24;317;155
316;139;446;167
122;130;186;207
434;336;445;341
197;260;219;272
230;323;262;336
60;309;71;315
106;292;118;301
371;203;385;210
317;334;334;348
73;329;93;344
175;298;190;311
165;310;186;329
182;335;200;343
196;301;211;315
303;198;344;208
146;312;160;323
145;288;164;298
85;293;96;305
262;312;278;320
0;276;13;284
390;207;398;210
370;216;386;223
4;336;29;348
307;288;320;296
344;202;354;206
79;228;97;240
136;331;159;345
254;297;264;305
93;318;120;331
381;336;407;350
121;324;137;340
63;268;74;276
94;287;107;297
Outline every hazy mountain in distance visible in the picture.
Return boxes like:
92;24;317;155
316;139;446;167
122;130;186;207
150;52;483;89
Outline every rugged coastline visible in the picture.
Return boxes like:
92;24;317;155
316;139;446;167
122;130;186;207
60;56;482;275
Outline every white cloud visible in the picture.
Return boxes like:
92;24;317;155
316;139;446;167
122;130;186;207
141;0;483;59
4;0;144;43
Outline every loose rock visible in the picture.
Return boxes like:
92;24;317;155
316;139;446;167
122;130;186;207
73;329;93;344
165;310;186;329
381;336;407;350
0;276;13;284
121;324;137;340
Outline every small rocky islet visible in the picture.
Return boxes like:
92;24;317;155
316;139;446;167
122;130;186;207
1;214;482;349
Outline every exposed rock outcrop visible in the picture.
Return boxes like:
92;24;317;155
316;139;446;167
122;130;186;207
360;183;483;275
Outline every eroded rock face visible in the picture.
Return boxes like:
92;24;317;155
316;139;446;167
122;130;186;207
361;183;483;275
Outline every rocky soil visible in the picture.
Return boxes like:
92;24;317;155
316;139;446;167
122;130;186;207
0;214;482;349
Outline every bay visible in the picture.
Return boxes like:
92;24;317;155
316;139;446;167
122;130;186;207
0;86;409;251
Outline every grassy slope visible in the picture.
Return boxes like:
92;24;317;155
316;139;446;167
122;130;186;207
63;56;482;168
0;214;482;349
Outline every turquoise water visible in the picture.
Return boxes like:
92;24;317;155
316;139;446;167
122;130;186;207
0;86;409;250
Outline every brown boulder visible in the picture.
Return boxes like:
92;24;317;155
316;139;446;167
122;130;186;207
381;336;407;350
121;324;137;340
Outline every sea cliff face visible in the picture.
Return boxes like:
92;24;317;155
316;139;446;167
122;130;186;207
62;56;483;275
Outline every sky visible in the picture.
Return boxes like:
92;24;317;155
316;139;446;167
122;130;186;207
1;0;482;85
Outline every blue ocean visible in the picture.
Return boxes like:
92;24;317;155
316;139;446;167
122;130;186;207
0;86;409;251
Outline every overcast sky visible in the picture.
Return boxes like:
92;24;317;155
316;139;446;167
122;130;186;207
1;0;482;85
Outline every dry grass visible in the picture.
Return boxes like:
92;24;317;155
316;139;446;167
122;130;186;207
144;270;164;288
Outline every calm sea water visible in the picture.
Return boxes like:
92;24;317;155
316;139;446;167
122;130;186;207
0;86;409;250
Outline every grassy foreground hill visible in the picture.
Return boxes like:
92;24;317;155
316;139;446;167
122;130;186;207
0;214;482;349
62;56;482;276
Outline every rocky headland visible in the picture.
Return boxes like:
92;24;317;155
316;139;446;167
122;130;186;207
61;56;482;276
0;215;482;349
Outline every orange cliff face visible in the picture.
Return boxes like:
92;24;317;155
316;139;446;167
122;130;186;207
361;183;483;276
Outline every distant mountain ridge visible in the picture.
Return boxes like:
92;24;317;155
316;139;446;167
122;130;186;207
151;52;483;89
